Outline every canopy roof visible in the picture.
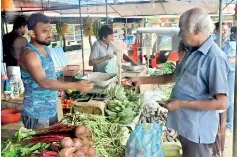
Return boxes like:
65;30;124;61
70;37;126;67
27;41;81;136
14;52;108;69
9;0;220;17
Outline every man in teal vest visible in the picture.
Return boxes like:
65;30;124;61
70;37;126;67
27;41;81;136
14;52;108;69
19;13;93;129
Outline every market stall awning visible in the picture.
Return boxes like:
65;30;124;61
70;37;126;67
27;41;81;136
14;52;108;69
6;0;220;17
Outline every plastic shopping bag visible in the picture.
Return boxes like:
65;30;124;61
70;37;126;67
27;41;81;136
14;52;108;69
105;56;118;74
125;120;164;157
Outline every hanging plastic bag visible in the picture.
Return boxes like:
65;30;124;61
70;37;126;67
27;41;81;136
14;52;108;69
125;120;164;157
105;56;118;74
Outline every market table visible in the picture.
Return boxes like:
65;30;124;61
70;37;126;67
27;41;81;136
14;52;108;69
1;98;23;110
1;121;23;140
1;98;63;140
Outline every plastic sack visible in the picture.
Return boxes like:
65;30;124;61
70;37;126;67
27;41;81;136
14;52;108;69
143;90;167;105
105;56;118;74
125;120;164;157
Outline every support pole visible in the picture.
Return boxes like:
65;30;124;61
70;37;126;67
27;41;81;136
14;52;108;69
78;0;85;75
41;0;44;14
125;18;128;45
4;16;8;34
106;0;108;24
218;0;223;48
233;28;237;157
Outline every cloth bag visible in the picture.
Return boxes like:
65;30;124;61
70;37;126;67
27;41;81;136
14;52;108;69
125;120;164;157
105;56;118;74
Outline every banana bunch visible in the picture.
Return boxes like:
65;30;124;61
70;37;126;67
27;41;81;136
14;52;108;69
126;89;140;102
106;85;143;125
107;85;126;100
105;99;137;124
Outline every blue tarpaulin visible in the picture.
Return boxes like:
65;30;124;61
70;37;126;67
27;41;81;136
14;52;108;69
49;47;69;69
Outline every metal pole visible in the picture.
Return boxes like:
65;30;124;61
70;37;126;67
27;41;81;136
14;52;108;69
106;0;108;24
218;0;223;48
78;0;85;75
233;28;237;157
41;0;44;14
125;18;128;45
4;16;8;34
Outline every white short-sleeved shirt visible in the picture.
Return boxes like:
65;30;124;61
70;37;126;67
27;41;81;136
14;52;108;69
89;41;116;73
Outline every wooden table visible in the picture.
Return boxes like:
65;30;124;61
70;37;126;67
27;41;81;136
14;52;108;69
1;121;24;140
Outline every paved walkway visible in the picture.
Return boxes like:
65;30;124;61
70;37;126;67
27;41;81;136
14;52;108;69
225;132;233;157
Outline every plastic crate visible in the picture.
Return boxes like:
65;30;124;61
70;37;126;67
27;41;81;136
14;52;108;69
70;100;106;115
162;142;182;157
62;65;80;76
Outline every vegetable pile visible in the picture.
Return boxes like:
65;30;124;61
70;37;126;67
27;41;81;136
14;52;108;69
140;102;168;126
58;125;95;157
60;112;129;157
140;102;179;143
63;90;92;109
1;127;50;157
2;124;95;157
162;128;179;142
161;62;175;74
62;99;74;109
64;90;81;100
106;85;143;125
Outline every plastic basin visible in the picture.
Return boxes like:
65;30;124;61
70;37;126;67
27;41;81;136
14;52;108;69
1;109;21;124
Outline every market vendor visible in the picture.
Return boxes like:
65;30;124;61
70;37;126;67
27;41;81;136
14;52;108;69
132;8;229;157
89;25;137;73
19;13;94;129
3;15;28;67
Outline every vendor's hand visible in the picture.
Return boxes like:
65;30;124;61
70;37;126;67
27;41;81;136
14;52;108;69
105;54;114;60
130;77;141;86
74;80;94;92
163;100;183;111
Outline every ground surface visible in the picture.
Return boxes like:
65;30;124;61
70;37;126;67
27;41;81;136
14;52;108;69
225;132;233;157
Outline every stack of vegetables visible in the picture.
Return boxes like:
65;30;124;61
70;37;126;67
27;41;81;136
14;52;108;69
58;125;95;157
140;102;168;126
62;90;81;109
1;127;49;157
1;124;95;157
105;85;143;125
62;99;74;109
161;62;175;74
60;112;130;157
140;103;179;143
64;90;81;100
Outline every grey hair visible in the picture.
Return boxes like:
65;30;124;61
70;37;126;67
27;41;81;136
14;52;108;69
184;8;215;36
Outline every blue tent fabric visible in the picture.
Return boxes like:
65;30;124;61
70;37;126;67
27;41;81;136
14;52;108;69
49;47;69;69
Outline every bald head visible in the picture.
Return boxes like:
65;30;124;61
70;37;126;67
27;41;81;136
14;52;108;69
180;8;214;35
179;8;215;47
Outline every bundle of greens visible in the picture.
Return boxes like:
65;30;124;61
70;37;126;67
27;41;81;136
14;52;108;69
1;127;50;157
161;62;175;74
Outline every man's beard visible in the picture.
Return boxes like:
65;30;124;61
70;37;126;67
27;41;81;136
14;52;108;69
36;39;51;46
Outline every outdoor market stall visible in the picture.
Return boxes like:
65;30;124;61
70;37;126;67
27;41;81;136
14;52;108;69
2;82;182;157
2;0;237;157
